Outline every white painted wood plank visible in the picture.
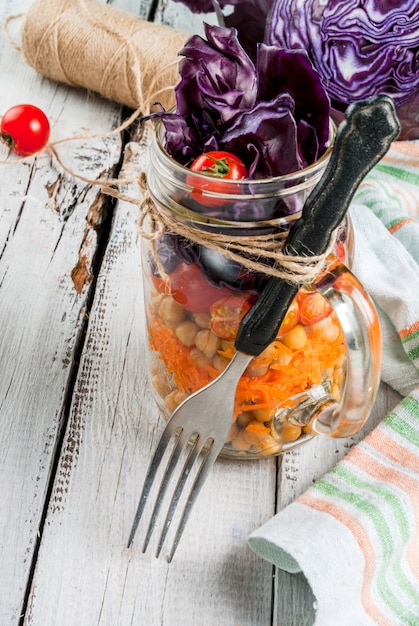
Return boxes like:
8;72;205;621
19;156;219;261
25;128;277;625
0;0;124;621
156;0;219;34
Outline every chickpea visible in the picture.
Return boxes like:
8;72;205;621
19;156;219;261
193;312;211;329
245;360;269;377
236;412;253;428
175;320;199;346
281;421;302;442
324;366;334;379
164;389;188;413
190;347;212;368
151;374;173;398
322;321;340;343
221;339;235;352
310;316;330;333
229;431;252;451
158;295;186;326
194;329;221;358
282;324;308;350
267;342;293;368
258;342;281;362
257;434;278;453
242;428;263;447
150;292;166;315
212;353;230;372
253;407;276;423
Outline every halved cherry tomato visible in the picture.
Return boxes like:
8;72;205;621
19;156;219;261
151;273;171;294
297;291;332;325
277;298;299;335
336;241;346;263
189;151;247;206
210;296;252;341
1;104;50;156
169;262;231;313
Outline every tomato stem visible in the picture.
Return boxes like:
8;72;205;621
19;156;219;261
0;133;14;157
201;155;232;178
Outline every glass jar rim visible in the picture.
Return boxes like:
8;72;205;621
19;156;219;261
153;116;336;191
148;116;336;230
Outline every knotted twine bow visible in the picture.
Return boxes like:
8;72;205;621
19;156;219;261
105;171;338;287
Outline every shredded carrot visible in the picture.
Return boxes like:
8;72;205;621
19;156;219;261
148;316;219;395
148;311;345;419
241;402;273;412
245;422;271;435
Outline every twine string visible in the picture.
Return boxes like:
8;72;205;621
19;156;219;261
102;173;335;286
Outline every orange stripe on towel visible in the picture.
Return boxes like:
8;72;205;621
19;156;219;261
388;142;419;159
300;492;393;625
347;446;419;580
388;218;417;234
399;320;419;340
370;427;419;472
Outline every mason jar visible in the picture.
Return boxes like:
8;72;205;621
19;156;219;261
141;119;381;459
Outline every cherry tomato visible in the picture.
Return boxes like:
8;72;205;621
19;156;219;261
210;296;252;341
169;262;231;313
189;151;247;206
1;104;50;156
190;151;247;179
277;298;299;335
297;291;332;326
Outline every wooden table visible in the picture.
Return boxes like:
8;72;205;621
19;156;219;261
0;1;401;624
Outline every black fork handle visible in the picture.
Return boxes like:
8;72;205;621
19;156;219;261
235;95;400;356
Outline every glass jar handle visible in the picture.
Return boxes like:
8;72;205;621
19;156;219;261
305;259;382;438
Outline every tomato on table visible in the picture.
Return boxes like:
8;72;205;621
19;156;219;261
1;104;50;156
189;151;247;206
210;296;252;341
168;262;232;313
297;291;332;325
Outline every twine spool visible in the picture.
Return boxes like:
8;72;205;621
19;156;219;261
20;0;188;113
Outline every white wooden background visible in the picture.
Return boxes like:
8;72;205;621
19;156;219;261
0;1;401;624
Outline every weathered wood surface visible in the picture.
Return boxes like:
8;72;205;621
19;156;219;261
0;1;402;624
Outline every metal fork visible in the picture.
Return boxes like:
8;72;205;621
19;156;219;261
127;95;400;561
127;350;253;561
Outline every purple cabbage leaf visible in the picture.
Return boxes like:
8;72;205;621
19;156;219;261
266;0;419;138
158;23;330;178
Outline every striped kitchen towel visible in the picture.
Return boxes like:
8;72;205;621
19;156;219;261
248;141;419;626
248;392;419;626
350;140;419;396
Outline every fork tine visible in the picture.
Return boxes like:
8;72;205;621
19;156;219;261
127;423;181;548
166;440;219;563
142;427;194;553
154;432;203;558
